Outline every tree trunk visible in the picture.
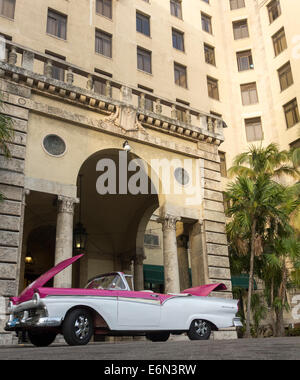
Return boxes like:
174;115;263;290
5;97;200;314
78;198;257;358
245;219;257;338
270;279;276;336
276;260;287;337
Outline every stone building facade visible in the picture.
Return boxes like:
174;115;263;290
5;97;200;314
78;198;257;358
0;41;233;344
0;0;300;344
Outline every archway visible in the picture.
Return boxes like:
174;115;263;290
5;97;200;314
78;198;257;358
75;149;160;288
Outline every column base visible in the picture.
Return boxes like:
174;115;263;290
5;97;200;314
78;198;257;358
211;328;238;340
0;332;18;346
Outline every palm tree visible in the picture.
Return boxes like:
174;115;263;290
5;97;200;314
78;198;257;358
228;143;299;180
0;97;14;201
265;237;300;336
226;174;288;337
226;143;300;338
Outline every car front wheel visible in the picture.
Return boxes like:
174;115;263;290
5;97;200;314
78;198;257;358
188;320;211;341
28;330;57;347
63;309;93;346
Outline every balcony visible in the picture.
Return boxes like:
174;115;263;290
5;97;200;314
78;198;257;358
0;39;225;146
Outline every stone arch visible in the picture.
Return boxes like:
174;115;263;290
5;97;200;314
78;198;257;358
75;148;163;286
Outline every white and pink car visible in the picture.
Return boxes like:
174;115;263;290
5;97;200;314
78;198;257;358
5;255;242;346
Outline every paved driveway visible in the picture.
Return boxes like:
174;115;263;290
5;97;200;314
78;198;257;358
0;337;299;360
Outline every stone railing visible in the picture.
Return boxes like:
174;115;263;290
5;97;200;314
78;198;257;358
0;38;225;144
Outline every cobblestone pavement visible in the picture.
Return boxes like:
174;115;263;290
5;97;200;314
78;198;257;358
0;337;299;360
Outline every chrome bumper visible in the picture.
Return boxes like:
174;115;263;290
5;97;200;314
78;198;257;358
5;316;62;331
233;317;243;327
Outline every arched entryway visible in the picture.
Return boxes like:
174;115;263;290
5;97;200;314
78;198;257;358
74;149;160;289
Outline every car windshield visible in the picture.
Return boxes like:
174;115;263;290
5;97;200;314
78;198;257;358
85;274;126;290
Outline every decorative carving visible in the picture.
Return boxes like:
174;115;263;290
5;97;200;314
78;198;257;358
57;196;79;214
158;214;181;231
8;47;17;65
86;74;93;90
135;255;146;266
102;106;147;134
66;68;74;85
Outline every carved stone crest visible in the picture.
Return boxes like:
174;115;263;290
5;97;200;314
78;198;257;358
103;105;147;134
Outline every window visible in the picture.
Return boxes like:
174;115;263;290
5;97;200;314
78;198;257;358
47;9;67;40
172;29;184;51
95;30;112;58
272;28;287;56
233;20;249;40
284;99;299;129
245;117;263;142
204;44;216;66
144;234;160;247
174;63;187;88
230;0;245;10
137;47;152;73
96;0;112;19
267;0;281;23
237;50;254;71
0;0;15;19
207;77;219;100
201;13;212;34
278;62;293;91
170;0;182;19
136;12;150;36
241;83;259;105
45;51;65;81
219;152;227;178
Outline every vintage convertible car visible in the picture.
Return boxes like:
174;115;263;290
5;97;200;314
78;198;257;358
5;255;242;346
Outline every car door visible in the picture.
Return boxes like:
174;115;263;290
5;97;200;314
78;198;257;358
117;292;161;328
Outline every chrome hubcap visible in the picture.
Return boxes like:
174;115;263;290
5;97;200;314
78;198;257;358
74;316;90;340
194;320;208;337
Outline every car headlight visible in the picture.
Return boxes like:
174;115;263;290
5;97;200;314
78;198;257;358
32;293;40;305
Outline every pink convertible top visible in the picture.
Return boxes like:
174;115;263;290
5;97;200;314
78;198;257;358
182;283;227;297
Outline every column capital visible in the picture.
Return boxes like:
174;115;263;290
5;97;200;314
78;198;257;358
57;195;79;214
158;214;181;231
135;255;146;265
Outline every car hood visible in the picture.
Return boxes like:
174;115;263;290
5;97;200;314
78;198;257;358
11;254;84;305
181;283;227;297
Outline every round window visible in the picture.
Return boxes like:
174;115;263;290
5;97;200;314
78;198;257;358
174;168;190;186
43;135;66;157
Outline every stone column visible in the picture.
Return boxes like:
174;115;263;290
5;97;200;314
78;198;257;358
54;196;78;288
159;214;181;294
121;257;132;275
177;235;190;291
189;221;209;287
134;255;145;291
17;189;30;293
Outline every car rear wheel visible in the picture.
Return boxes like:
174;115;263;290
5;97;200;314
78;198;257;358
28;330;57;347
188;320;211;341
63;309;93;346
146;331;170;342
